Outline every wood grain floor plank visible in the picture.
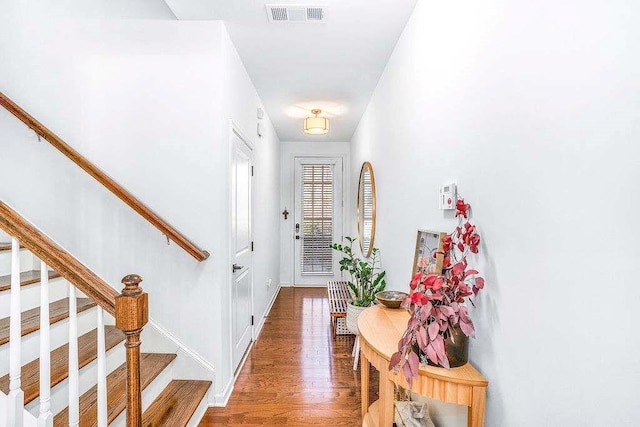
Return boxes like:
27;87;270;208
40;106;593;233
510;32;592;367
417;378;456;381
0;270;62;292
199;287;379;426
142;380;211;426
53;353;176;426
0;298;96;345
0;326;124;404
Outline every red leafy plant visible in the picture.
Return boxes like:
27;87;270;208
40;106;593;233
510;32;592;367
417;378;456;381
389;199;485;383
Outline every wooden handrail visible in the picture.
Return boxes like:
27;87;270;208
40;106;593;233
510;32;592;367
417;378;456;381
0;92;210;262
0;201;118;315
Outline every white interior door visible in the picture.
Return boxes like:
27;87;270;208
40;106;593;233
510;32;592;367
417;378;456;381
231;129;253;372
294;157;343;286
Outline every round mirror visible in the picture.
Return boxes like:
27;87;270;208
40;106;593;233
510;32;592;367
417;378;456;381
357;161;377;258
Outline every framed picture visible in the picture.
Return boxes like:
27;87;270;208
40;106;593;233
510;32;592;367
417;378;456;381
412;230;447;277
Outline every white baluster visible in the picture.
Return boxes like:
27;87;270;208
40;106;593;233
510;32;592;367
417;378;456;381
38;261;53;426
8;237;24;426
68;285;80;427
96;308;107;427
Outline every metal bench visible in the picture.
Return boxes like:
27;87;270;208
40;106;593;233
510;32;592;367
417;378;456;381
327;280;353;336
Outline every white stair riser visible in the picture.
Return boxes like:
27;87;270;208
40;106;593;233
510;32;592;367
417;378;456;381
0;288;209;426
0;306;98;375
24;340;126;417
2;314;210;427
186;393;210;427
0;278;68;318
109;360;175;427
0;249;36;276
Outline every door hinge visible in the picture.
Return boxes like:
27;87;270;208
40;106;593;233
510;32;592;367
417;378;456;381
251;241;254;251
251;315;255;326
251;166;254;176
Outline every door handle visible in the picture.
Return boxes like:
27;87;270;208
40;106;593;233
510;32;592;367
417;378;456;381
232;264;243;273
295;223;300;233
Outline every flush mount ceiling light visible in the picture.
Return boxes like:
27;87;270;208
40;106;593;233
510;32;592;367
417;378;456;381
303;109;329;135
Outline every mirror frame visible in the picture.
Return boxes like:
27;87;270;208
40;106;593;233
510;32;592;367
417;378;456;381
357;161;377;258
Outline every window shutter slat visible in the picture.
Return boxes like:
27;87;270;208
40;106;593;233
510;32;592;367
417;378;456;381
301;164;334;275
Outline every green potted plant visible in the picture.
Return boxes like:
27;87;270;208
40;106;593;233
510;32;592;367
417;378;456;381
330;236;387;334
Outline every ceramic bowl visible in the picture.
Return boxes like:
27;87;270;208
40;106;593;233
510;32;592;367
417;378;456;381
375;291;408;309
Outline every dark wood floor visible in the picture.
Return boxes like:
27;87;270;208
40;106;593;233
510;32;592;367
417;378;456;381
200;287;379;426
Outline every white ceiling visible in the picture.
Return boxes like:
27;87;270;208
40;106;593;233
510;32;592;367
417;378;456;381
163;0;418;142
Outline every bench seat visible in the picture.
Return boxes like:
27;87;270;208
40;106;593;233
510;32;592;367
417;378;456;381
327;280;353;336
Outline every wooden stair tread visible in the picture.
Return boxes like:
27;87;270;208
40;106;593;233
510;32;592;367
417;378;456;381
53;353;177;426
0;326;124;404
0;298;96;345
142;380;211;427
0;270;62;292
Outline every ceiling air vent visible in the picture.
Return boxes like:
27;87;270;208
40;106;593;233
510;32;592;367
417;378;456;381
307;7;323;21
269;6;288;21
265;5;325;23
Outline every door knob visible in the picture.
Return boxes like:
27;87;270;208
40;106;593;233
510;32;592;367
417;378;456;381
232;264;243;272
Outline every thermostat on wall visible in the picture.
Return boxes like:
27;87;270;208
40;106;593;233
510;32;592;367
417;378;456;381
439;183;457;210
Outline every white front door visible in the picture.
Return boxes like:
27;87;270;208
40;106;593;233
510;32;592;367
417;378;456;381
293;157;343;286
231;129;253;372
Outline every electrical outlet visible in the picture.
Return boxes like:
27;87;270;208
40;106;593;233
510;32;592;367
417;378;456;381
267;278;273;288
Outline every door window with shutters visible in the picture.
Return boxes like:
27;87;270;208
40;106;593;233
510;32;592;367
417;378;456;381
294;157;343;285
302;164;333;274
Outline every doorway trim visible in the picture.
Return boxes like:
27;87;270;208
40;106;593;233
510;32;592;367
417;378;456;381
287;152;349;287
228;121;255;376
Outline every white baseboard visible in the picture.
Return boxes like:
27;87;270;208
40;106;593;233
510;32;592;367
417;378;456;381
254;283;282;340
145;318;215;406
280;283;328;288
146;318;215;374
212;282;283;408
213;376;234;407
142;283;284;410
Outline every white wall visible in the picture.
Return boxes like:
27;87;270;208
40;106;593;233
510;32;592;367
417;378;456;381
217;25;282;396
351;0;640;425
0;4;280;401
21;0;175;19
279;141;350;286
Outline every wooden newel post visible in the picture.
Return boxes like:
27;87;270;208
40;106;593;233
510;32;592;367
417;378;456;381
115;274;148;427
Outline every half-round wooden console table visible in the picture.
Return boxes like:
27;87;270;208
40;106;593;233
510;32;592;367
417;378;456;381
358;305;488;427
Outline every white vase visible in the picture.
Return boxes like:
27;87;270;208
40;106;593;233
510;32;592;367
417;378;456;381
346;302;368;335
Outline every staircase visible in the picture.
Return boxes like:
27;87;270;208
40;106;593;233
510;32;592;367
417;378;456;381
0;231;211;426
1;92;212;426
